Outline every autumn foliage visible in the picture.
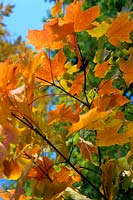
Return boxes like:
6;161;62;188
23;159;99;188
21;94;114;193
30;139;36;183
0;0;133;199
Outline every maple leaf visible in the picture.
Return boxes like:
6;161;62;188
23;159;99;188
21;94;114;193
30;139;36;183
69;107;110;134
28;156;80;199
78;138;97;163
101;160;116;199
98;80;119;95
120;48;133;87
93;93;129;111
51;0;63;17
27;18;74;50
28;156;53;180
0;58;19;96
96;122;133;146
3;158;22;180
94;61;110;78
59;2;100;32
36;49;67;85
0;97;12;124
48;103;81;124
69;73;84;96
19;51;43;83
106;12;133;46
87;21;110;39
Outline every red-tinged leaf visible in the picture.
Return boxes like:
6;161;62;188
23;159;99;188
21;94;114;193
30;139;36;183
28;156;53;180
69;73;84;96
106;12;133;46
94;61;110;78
36;49;67;85
48;103;82;124
101;160;116;199
2;122;18;148
53;166;80;186
3;158;22;180
120;48;133;87
93;93;129;111
59;2;100;32
78;138;97;163
0;142;8;162
98;80;119;95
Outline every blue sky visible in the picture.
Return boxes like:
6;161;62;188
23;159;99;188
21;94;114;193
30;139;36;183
3;0;54;41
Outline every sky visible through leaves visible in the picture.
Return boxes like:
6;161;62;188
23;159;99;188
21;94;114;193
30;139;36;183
3;0;54;40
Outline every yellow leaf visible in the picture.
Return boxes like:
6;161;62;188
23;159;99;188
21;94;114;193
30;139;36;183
69;107;110;134
3;158;22;180
87;21;110;39
96;122;133;146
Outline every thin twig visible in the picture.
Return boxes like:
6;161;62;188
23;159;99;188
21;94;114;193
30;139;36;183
24;152;53;182
12;112;107;200
36;76;90;108
79;166;101;176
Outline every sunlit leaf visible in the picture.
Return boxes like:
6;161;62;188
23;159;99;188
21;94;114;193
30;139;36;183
51;0;63;17
120;48;133;86
48;103;81;124
0;58;19;96
36;49;67;85
27;18;74;50
94;61;110;78
106;12;133;46
87;21;110;39
59;2;100;32
69;107;110;134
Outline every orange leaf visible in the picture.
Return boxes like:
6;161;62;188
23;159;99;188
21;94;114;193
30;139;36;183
69;73;84;96
78;138;97;162
69;107;110;134
28;156;53;180
96;124;130;146
51;0;63;17
36;49;67;85
0;58;19;96
59;2;100;32
48;103;81;124
94;61;110;78
120;48;133;86
93;93;129;111
98;80;119;95
106;12;133;46
27;18;73;50
3;158;22;180
53;166;80;186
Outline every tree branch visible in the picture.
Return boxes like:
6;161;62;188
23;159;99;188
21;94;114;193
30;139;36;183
12;112;107;200
36;76;90;108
